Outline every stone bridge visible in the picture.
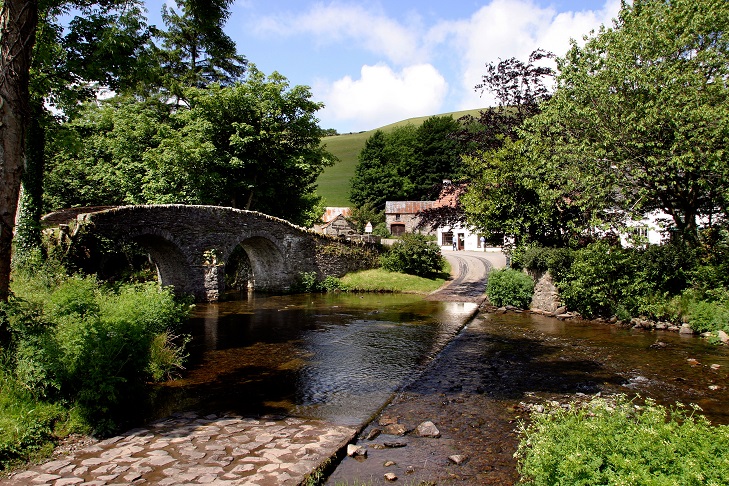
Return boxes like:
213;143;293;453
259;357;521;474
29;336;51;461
43;205;380;301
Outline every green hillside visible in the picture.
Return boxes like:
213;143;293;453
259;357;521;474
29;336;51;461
316;108;487;207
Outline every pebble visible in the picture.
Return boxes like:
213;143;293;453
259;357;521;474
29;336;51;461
384;472;398;481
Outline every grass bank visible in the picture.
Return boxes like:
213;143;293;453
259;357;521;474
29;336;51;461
340;266;449;294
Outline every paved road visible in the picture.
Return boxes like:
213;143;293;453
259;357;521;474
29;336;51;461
427;250;506;303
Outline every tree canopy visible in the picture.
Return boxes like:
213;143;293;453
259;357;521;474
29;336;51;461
524;0;729;244
349;116;463;210
45;68;332;227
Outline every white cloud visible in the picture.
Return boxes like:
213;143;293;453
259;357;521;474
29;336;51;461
433;0;621;110
254;3;425;65
316;63;448;132
254;0;621;130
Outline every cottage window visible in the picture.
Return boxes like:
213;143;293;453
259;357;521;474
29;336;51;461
395;213;401;221
441;231;453;246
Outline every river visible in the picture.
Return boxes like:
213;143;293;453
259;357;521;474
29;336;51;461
147;291;729;484
150;292;479;426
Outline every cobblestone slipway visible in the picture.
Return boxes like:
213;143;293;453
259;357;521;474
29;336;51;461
2;412;356;485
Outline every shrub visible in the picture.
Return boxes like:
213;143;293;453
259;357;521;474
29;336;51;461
293;272;348;293
5;273;190;434
486;268;534;308
686;299;729;334
517;396;729;486
638;243;697;295
380;233;444;278
558;241;649;318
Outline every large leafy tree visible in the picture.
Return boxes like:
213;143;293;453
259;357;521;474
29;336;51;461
46;68;332;227
418;51;555;233
350;116;464;211
17;1;154;253
349;127;416;210
524;0;729;245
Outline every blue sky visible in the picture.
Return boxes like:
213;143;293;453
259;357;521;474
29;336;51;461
144;0;621;132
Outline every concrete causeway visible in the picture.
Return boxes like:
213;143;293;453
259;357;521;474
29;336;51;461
2;412;356;485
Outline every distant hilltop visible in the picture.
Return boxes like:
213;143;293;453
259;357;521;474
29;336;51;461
316;107;488;207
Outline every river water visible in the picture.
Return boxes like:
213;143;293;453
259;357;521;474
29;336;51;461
153;292;729;428
151;293;478;426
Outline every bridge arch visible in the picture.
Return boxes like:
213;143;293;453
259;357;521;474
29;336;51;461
221;235;287;293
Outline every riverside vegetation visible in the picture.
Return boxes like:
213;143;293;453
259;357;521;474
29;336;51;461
0;253;190;471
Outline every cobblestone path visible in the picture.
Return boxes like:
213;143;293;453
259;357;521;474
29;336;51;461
3;412;356;485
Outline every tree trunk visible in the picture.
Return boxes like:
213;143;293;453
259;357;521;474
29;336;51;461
0;0;39;304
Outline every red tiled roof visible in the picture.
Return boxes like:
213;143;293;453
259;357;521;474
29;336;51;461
321;207;352;223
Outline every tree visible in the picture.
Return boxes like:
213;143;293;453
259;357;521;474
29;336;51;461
460;139;588;247
17;1;154;254
350;117;465;210
455;49;554;156
349;128;414;210
0;0;39;303
417;51;555;233
524;0;729;245
158;0;246;98
408;115;463;197
46;68;333;227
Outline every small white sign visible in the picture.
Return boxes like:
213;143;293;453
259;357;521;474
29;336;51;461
364;222;373;234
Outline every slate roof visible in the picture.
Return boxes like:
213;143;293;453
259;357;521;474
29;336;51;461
384;201;435;214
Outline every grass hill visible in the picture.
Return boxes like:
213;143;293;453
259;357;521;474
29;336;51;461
316;107;487;207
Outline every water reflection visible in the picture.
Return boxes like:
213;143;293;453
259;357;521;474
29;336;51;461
154;293;477;426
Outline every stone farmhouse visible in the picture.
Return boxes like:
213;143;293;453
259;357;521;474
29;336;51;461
384;201;435;236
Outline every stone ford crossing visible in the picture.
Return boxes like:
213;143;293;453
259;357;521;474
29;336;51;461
2;412;357;485
43;205;379;301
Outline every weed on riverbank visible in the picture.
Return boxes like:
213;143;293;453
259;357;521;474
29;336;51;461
517;395;729;485
0;257;190;470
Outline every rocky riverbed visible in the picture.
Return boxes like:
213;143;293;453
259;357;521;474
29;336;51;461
327;307;729;485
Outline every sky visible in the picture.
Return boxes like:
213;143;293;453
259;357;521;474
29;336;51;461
144;0;622;133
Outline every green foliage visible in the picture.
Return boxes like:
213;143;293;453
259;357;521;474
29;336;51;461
315;108;485;207
379;234;445;278
524;0;729;244
686;299;729;334
517;396;729;485
486;268;534;309
293;272;348;293
0;370;73;469
340;266;448;294
511;244;574;283
158;0;246;96
45;68;333;226
349;116;464;209
557;241;645;318
3;270;190;434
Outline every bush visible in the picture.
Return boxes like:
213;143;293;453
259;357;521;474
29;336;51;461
380;233;445;278
293;272;348;293
4;273;190;434
686;299;729;334
557;241;649;318
517;396;729;485
486;268;534;308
